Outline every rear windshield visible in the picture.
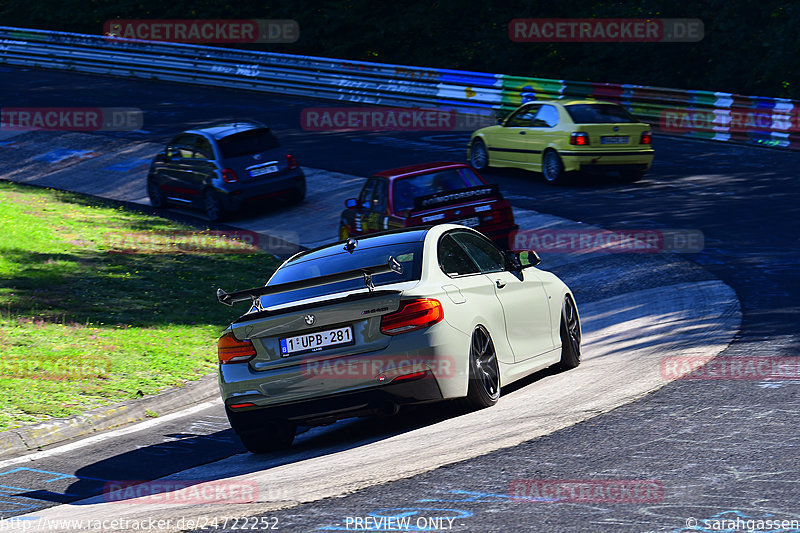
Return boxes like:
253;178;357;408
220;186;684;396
393;168;484;212
218;128;281;158
259;240;424;308
565;104;637;124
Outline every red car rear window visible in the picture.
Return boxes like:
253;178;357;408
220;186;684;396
393;168;484;212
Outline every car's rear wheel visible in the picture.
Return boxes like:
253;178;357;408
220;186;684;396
236;422;296;454
557;295;581;370
463;325;501;409
542;149;568;184
147;179;166;208
203;189;227;222
470;139;490;171
619;167;646;182
288;179;306;204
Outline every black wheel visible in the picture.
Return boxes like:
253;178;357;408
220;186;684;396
557;295;581;370
147;179;166;208
288;179;306;204
542;150;567;184
463;325;501;409
470;139;490;171
619;167;646;182
236;422;296;454
203;189;226;222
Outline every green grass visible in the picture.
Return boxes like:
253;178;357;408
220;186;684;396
0;181;281;430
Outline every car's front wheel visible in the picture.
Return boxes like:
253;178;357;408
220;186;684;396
147;179;166;208
463;325;501;409
470;139;490;171
557;295;581;370
542;150;568;185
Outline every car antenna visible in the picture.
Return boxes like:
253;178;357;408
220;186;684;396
344;237;358;254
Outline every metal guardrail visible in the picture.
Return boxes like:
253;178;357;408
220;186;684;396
1;26;798;150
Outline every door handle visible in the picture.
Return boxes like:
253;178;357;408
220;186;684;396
495;279;506;289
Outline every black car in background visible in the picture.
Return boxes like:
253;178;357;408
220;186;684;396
147;121;306;221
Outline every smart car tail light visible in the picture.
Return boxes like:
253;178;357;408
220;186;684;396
218;332;256;364
286;154;299;170
570;132;590;145
380;299;444;335
640;131;652;144
221;168;239;183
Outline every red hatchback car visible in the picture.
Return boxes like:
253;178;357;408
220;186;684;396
338;162;518;247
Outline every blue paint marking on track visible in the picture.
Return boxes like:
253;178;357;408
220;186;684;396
32;149;96;163
0;468;112;514
104;157;150;172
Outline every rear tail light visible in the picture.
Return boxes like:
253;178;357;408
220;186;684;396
391;370;428;383
570;132;590;145
218;332;256;364
286;154;299;170
221;168;239;183
640;131;652;144
380;299;444;336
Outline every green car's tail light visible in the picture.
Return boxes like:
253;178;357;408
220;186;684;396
218;332;257;364
221;168;239;183
380;298;444;335
569;132;590;145
640;131;652;144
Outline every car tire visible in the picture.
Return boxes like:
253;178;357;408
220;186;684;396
470;139;490;171
462;325;501;409
147;179;166;209
619;167;646;183
542;150;568;185
557;295;581;370
288;179;306;204
203;189;227;222
236;422;296;454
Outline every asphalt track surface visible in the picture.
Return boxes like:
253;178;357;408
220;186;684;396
0;66;799;531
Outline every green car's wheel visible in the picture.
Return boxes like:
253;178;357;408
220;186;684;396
557;295;581;370
463;325;501;409
470;139;490;171
542;149;567;184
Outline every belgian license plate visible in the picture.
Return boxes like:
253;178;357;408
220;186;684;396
280;326;353;356
601;136;629;144
454;217;480;227
249;164;279;177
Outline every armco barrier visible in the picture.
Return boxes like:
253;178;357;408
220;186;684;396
1;25;798;150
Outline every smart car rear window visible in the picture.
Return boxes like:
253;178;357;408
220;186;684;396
565;104;636;124
218;128;281;158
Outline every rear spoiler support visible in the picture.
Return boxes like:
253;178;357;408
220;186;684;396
216;256;403;307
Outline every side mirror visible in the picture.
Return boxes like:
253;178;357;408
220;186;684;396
496;117;505;126
345;198;358;208
505;250;541;270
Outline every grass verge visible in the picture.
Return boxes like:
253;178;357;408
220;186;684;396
0;181;281;430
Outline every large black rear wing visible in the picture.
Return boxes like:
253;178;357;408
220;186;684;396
216;256;403;307
412;184;501;211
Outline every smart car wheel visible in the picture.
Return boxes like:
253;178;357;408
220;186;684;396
463;325;501;409
557;295;581;370
543;150;567;184
203;189;226;222
236;422;296;454
470;139;490;171
147;179;166;208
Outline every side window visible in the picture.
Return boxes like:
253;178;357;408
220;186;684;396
438;234;480;277
532;105;559;128
505;105;541;128
167;135;196;159
195;137;215;159
371;179;388;212
358;179;377;209
451;231;505;273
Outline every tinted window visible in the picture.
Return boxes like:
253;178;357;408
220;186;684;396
506;105;541;127
260;240;423;308
392;168;484;212
195;137;214;159
167;135;196;159
358;179;377;209
451;231;505;273
372;179;388;212
218;128;280;158
565;104;636;124
533;105;559;128
438;234;480;276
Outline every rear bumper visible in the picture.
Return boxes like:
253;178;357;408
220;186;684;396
560;149;654;172
218;168;305;210
225;372;443;427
